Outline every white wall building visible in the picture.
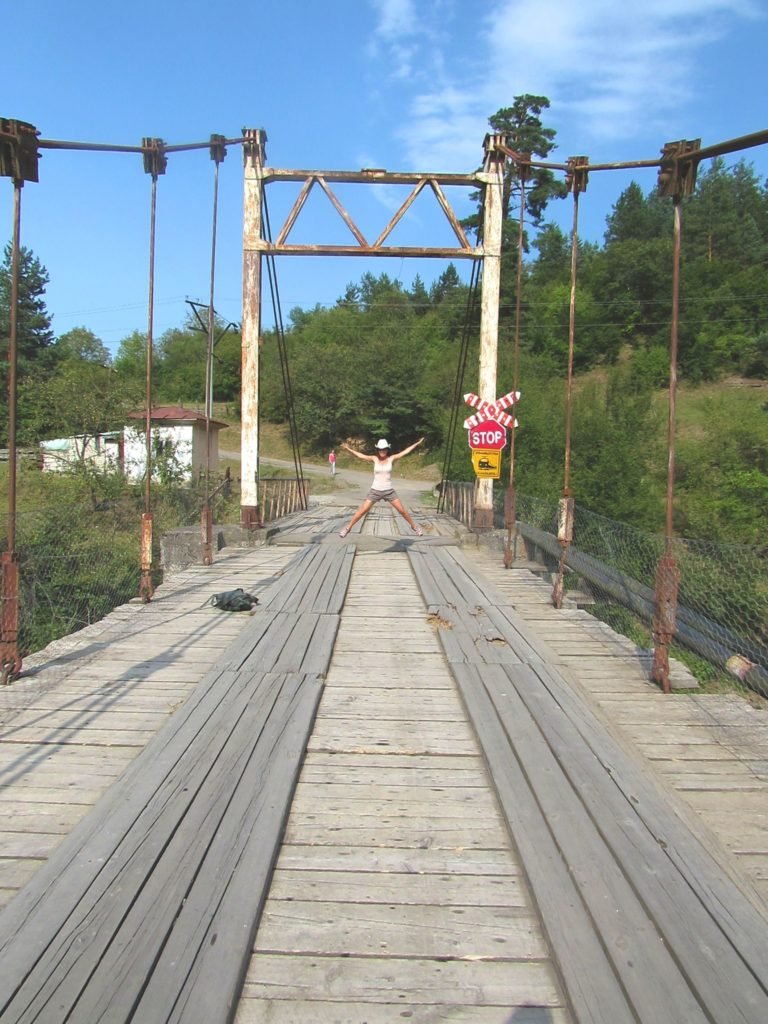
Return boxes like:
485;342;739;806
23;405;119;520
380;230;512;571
40;407;229;482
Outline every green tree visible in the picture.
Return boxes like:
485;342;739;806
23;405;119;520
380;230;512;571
0;243;55;444
603;182;671;245
154;327;206;402
684;158;767;266
570;368;663;527
0;242;54;371
463;96;567;245
113;330;148;387
53;326;112;366
19;359;140;451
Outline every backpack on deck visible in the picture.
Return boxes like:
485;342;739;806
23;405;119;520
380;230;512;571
208;588;259;612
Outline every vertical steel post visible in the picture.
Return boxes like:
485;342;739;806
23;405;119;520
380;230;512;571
503;163;527;568
553;157;588;608
0;180;23;682
652;139;699;692
474;134;506;531
203;135;225;566
241;129;266;528
651;195;683;692
139;138;166;602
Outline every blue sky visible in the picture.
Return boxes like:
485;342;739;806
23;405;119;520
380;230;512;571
3;0;767;354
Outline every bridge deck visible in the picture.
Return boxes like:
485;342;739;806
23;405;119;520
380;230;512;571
0;499;766;1023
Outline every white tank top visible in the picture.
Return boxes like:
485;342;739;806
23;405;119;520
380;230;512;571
372;456;394;491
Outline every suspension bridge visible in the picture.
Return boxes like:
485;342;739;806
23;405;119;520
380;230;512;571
1;121;767;1020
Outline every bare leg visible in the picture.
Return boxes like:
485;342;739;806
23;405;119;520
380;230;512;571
340;498;374;536
390;497;422;534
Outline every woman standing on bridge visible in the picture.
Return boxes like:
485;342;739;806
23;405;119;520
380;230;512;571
338;437;425;537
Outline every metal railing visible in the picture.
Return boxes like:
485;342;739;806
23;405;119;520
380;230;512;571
439;482;768;696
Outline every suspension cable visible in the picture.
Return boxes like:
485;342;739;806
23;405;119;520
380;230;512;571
261;193;308;510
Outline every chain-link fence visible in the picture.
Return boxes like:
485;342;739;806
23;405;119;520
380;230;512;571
440;481;768;696
0;469;311;661
0;471;242;661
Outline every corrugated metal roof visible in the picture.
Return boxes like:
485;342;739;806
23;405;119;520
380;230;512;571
126;406;229;429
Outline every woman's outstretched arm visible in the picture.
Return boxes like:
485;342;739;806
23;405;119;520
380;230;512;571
341;442;375;462
391;437;425;461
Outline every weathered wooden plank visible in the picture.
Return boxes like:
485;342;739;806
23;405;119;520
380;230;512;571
407;548;446;608
258;545;321;611
0;669;277;1019
237;612;304;673
297;764;490;787
236;998;570;1023
274;843;519;875
481;663;709;1023
132;674;324;1024
509;658;768;1019
323;545;356;614
237;954;564;1009
0;832;62;858
0;801;92;833
317;698;464;721
0;860;47;888
255;900;547;958
0;670;324;1024
324;654;453;686
289;794;499;821
1;728;155;747
296;548;340;613
450;661;636;1024
5;708;172;731
266;868;526;905
283;819;516;850
296;614;338;676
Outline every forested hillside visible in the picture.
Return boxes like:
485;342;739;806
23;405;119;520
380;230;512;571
2;107;766;547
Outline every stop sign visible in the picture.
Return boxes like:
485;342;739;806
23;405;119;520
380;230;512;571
468;419;507;450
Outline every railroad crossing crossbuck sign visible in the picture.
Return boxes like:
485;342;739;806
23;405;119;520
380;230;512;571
464;391;520;480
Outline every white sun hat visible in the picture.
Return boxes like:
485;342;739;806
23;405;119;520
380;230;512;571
375;438;390;449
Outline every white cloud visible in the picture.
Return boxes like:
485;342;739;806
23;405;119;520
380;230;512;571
370;0;419;40
367;0;764;169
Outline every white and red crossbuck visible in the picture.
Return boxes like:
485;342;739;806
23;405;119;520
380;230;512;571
463;390;520;430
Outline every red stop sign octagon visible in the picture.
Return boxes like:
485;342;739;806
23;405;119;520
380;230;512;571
468;419;507;450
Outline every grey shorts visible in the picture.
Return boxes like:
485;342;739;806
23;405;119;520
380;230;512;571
366;488;398;503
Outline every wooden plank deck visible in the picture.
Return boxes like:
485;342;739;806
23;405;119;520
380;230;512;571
235;548;570;1023
0;497;765;1022
412;543;768;1023
0;542;352;1021
467;544;768;904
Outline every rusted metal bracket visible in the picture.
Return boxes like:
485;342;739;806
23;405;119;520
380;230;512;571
0;552;21;684
242;127;267;167
0;119;40;183
565;155;589;195
201;505;214;567
142;137;167;178
658;138;701;200
139;512;154;603
209;133;226;165
552;492;574;609
651;553;681;693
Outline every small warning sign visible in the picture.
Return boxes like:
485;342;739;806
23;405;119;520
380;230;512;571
471;449;501;479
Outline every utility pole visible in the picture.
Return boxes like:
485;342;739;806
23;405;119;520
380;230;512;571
241;128;266;527
474;134;506;530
